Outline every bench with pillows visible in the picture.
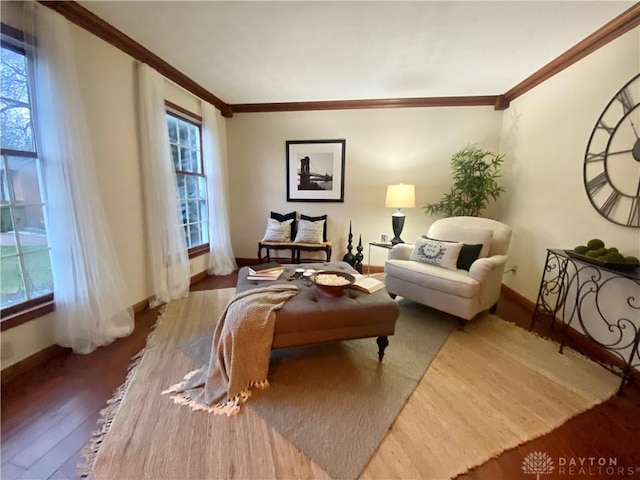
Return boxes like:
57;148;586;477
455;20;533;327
257;211;332;263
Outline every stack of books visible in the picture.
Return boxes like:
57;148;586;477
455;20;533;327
247;262;284;281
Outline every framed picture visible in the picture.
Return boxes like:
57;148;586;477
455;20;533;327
286;139;346;202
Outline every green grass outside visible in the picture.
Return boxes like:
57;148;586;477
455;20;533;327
1;245;53;303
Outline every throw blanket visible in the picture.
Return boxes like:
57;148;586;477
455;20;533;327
162;284;299;416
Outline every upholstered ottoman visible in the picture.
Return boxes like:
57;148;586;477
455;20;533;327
236;261;400;360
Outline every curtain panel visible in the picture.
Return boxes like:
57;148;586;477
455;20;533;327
137;63;190;307
25;3;134;353
202;102;237;275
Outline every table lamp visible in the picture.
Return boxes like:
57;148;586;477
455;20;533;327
385;183;415;245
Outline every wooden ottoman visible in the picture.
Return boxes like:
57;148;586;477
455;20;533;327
236;262;400;360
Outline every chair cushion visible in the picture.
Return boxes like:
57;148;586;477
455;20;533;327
262;217;293;242
385;259;480;299
294;218;325;243
409;237;463;270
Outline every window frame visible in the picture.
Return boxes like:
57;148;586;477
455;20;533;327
0;23;55;330
164;101;210;259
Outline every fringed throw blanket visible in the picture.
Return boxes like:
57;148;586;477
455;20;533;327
163;284;299;416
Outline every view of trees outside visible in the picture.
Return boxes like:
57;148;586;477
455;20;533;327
167;113;209;249
1;43;53;310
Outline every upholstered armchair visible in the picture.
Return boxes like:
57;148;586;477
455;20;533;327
384;216;512;322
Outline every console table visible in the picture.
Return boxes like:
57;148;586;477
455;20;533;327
532;249;640;392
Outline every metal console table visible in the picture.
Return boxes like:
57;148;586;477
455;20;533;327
532;249;640;392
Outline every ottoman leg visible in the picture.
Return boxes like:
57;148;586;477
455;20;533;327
376;336;389;362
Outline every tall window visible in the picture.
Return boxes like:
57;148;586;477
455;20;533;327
166;106;209;254
0;36;53;312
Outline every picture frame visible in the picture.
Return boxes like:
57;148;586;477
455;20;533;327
286;139;346;202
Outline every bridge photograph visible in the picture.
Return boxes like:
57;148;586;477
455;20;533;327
297;154;333;191
286;139;346;203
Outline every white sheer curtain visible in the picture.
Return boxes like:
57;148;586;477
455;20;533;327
202;102;237;275
25;3;134;354
137;63;190;306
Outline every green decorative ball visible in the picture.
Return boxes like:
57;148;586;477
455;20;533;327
587;239;605;250
624;256;640;265
604;252;624;263
607;247;619;254
585;250;600;258
574;245;588;254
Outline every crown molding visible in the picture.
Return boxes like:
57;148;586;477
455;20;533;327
500;3;640;108
38;1;233;118
231;96;499;114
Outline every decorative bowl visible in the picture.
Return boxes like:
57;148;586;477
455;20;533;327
564;250;639;272
309;270;356;297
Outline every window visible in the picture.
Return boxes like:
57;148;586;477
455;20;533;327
165;105;209;255
0;35;54;316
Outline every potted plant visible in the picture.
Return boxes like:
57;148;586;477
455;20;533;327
424;144;505;217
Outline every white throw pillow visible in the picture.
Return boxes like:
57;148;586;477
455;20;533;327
262;218;293;242
410;237;463;270
294;219;325;243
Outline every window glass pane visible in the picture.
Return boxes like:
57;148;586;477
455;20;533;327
0;47;35;152
23;247;53;298
189;224;201;246
167;115;178;143
183;225;190;248
0;250;27;307
179;147;190;172
179;122;189;145
201;222;209;245
197;176;207;199
171;144;180;170
175;173;186;199
189;126;199;150
186;200;198;223
185;175;197;199
190;149;200;173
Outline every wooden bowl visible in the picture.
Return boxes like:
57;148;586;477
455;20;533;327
309;271;356;297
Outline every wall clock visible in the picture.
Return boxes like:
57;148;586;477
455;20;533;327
583;73;639;228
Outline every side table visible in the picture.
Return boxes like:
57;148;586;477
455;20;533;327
367;242;394;275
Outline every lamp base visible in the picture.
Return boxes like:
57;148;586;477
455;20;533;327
391;214;405;245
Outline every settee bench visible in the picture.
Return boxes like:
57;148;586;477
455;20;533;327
258;240;332;263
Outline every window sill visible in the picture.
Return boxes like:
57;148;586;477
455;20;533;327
188;243;210;259
1;294;55;331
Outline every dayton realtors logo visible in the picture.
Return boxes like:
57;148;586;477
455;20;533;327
522;451;639;478
522;452;554;480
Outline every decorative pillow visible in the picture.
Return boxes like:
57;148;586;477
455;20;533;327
262;217;293;242
300;213;327;241
270;211;296;240
294;218;325;243
410;237;463;270
424;236;483;271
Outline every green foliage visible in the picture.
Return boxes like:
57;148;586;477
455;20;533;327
423;144;505;217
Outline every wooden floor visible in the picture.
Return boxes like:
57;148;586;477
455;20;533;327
1;272;639;480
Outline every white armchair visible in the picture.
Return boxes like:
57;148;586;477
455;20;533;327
384;216;512;322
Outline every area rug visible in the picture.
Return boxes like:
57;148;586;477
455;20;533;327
177;293;457;479
85;288;620;480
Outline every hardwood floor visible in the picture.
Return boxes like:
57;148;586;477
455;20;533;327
1;272;638;480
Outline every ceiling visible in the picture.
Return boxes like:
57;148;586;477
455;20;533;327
78;1;633;105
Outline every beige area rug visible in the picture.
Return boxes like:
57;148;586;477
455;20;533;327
87;288;619;480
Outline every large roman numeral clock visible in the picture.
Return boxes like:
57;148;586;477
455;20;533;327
584;73;640;228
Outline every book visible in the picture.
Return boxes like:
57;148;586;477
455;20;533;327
350;276;384;294
247;268;284;281
249;262;283;275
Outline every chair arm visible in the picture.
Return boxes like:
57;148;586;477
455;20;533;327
468;255;508;282
388;244;413;261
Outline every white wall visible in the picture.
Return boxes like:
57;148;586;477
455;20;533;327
499;26;640;301
1;3;211;369
226;107;503;267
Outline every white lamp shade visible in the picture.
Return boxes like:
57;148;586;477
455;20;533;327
385;184;415;208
